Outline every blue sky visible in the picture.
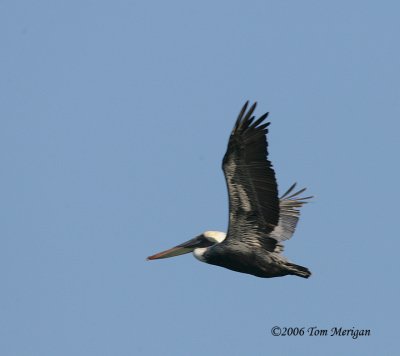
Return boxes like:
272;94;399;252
1;1;399;355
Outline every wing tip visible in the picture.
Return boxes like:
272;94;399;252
234;101;250;129
234;101;272;134
280;183;313;201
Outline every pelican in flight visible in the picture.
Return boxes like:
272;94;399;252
147;102;312;278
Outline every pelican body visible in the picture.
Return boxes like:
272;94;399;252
148;102;312;278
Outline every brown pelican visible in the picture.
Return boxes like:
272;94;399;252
147;102;312;278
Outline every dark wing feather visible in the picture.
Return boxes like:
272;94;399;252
270;183;313;241
222;102;280;248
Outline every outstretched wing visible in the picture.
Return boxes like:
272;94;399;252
222;102;280;249
271;183;313;241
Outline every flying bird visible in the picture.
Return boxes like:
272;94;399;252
147;102;312;278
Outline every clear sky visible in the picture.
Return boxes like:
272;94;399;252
1;1;399;355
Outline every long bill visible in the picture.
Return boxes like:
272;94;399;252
147;235;212;260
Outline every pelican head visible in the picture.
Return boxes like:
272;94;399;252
147;231;226;261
